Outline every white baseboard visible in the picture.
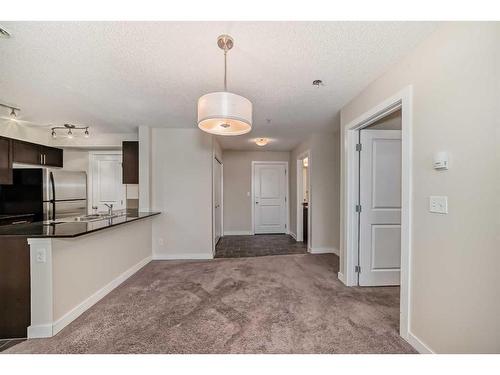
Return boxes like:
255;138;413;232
337;272;347;285
223;231;253;236
27;323;53;339
51;256;152;336
289;232;297;240
407;331;435;354
152;253;213;260
309;247;339;255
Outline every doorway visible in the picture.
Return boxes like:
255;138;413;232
88;152;126;214
343;86;412;340
251;161;289;234
296;151;311;248
213;157;223;250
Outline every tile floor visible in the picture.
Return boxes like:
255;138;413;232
215;234;307;258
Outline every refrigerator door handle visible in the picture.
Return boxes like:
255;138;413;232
50;171;56;221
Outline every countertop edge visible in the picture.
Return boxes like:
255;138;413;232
0;212;161;239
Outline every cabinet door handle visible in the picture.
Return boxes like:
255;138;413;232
40;154;43;164
44;154;46;164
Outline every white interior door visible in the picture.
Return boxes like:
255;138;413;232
90;153;126;213
214;158;222;245
253;163;287;234
359;129;402;286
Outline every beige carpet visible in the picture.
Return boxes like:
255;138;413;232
4;254;415;354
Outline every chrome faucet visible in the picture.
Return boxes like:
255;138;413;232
103;203;113;216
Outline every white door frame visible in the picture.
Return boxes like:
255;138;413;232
88;150;123;214
343;86;413;340
251;161;289;235
212;156;223;255
296;150;311;245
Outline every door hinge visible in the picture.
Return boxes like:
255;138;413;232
356;143;362;152
285;196;287;203
355;265;361;273
355;204;362;213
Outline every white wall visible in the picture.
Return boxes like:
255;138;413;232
0;120;50;144
340;22;500;353
289;137;312;237
151;128;214;259
222;150;290;234
289;133;340;253
310;132;340;253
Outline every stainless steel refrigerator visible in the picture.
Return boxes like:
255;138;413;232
43;169;87;221
0;168;87;223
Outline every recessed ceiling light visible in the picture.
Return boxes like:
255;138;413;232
255;138;268;146
312;79;324;87
0;27;11;39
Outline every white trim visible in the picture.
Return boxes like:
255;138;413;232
152;253;214;260
212;155;223;256
295;150;311;245
27;238;53;339
251;161;290;235
407;332;435;354
223;230;253;236
52;256;151;335
337;272;346;285
343;85;413;343
27;324;53;339
309;247;339;255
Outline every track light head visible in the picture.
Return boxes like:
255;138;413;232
84;128;89;138
51;129;57;139
67;129;73;139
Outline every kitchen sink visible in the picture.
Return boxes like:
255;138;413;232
48;212;126;224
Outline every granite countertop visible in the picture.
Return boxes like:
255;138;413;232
0;211;160;238
0;213;35;220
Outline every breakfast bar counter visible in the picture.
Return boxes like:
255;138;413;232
0;210;160;340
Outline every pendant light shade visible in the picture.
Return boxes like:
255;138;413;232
198;92;252;136
197;35;253;136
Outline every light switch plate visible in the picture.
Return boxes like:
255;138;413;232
429;196;448;214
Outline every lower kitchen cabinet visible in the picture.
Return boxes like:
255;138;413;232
0;237;30;339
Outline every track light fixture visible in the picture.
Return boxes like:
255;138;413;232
51;124;90;139
0;102;20;121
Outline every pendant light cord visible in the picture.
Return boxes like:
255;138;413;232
224;50;228;91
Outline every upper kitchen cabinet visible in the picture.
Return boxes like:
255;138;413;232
41;145;63;167
0;137;13;184
12;139;63;167
122;141;139;184
12;139;40;165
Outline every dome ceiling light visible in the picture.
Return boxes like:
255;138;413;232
255;138;269;146
197;35;252;136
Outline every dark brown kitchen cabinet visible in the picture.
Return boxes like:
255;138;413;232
41;145;63;167
0;136;13;184
12;139;41;165
12;139;63;167
122;141;139;184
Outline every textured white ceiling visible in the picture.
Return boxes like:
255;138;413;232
0;22;439;150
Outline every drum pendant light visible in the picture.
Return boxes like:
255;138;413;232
197;35;252;136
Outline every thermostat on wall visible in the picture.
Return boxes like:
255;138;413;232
433;151;449;170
